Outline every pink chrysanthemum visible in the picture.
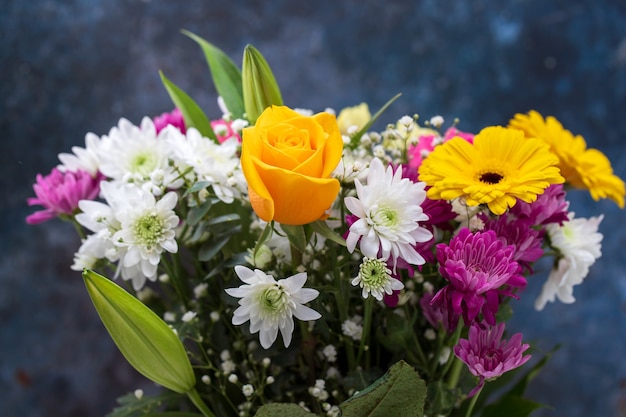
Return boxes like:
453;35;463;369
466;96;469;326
431;228;523;328
454;321;531;397
153;108;186;134
26;168;103;224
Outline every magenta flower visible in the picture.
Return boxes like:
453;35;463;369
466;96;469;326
443;126;474;143
408;134;437;169
480;214;544;274
430;228;523;328
454;321;531;397
211;119;241;144
26;168;103;224
408;127;473;170
153;108;186;134
420;291;450;332
509;183;569;226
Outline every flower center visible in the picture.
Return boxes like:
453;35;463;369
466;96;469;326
134;213;164;248
479;171;504;184
259;284;288;314
130;151;158;175
358;258;390;289
370;205;399;229
482;348;503;370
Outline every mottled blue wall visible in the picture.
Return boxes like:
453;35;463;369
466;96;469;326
2;1;626;416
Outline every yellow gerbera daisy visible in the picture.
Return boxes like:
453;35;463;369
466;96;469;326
509;110;625;208
418;125;564;215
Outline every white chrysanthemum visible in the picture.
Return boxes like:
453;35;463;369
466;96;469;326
352;257;403;300
112;187;179;290
167;128;246;203
71;234;109;271
535;213;604;310
97;117;182;194
345;157;433;267
225;266;321;349
75;181;127;264
58;132;103;176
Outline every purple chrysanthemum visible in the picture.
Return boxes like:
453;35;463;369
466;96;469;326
509;183;569;226
480;214;543;274
420;291;450;332
454;321;531;397
26;168;103;224
431;228;523;328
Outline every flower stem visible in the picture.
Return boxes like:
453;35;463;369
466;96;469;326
464;386;483;417
187;388;216;417
356;296;373;367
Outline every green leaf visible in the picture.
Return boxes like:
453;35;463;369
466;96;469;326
253;403;317;417
106;391;184;417
184;181;212;197
480;395;546;417
83;270;196;394
349;93;402;148
340;360;427;417
280;224;308;254
159;71;217;141
198;233;234;261
309;220;347;247
252;221;274;261
187;199;213;226
182;30;245;119
242;44;283;123
144;413;203;417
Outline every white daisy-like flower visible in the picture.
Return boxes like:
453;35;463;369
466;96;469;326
535;213;604;310
167;127;246;203
112;186;179;290
75;181;129;265
57;131;103;176
352;257;403;301
345;157;433;268
225;266;321;349
97;117;182;193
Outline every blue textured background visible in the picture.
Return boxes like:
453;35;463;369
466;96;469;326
2;1;626;416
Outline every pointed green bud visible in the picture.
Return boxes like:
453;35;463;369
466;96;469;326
242;44;283;124
83;269;196;394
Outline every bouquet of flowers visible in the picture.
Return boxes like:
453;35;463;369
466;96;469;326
26;31;625;417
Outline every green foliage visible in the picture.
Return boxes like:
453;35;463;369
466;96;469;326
340;361;427;417
348;93;402;148
106;391;185;417
242;44;283;123
253;403;317;417
159;71;217;141
182;30;245;120
83;270;196;394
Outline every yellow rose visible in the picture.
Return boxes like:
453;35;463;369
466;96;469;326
336;103;371;135
241;105;344;225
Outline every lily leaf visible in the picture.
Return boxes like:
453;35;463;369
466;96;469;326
159;71;217;142
242;44;283;123
340;360;427;417
83;269;196;394
182;30;245;119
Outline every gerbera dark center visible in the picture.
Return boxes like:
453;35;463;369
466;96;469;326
479;172;504;184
